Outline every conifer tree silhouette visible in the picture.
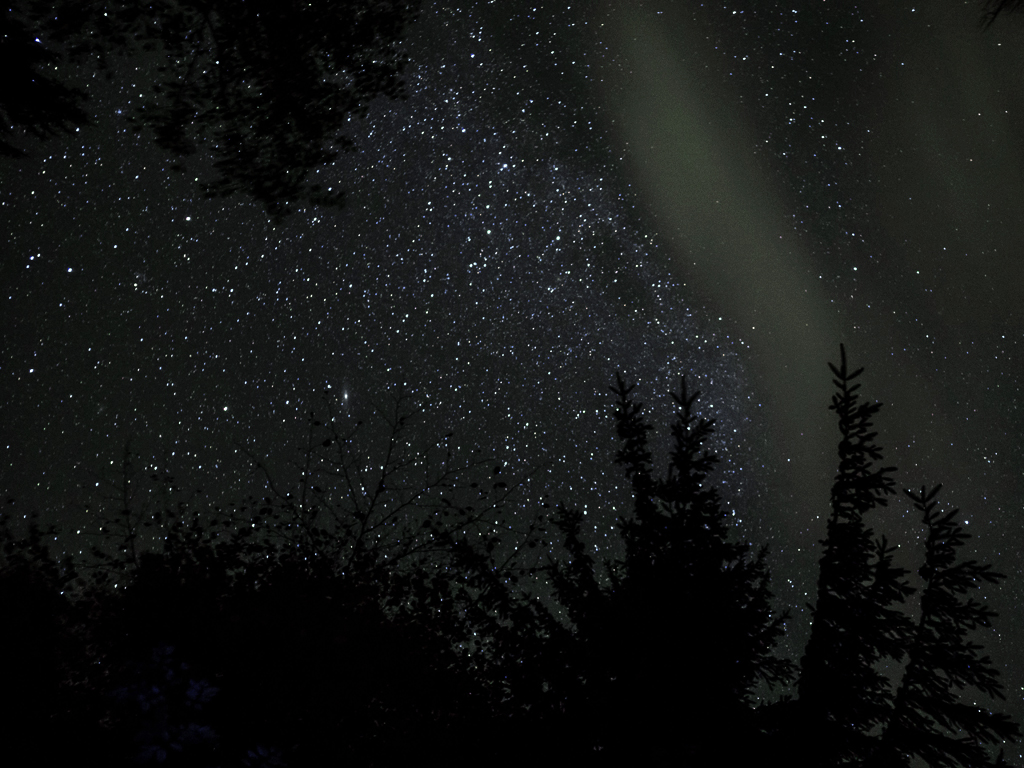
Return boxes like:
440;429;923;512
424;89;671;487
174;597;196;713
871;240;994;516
550;374;793;764
789;346;1018;768
615;374;794;711
5;354;1019;766
797;344;912;765
869;485;1021;768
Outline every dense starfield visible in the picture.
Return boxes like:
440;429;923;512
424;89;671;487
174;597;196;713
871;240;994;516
4;0;1024;754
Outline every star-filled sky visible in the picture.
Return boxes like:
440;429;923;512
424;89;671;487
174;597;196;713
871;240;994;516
4;0;1024;743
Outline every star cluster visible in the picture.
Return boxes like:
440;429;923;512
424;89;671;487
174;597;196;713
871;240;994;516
2;3;757;562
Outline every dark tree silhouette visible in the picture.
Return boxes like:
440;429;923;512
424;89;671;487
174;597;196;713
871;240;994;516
0;512;69;752
0;7;91;157
547;374;795;765
84;388;529;587
755;346;1019;768
3;0;421;218
982;0;1024;28
795;344;913;765
2;355;1018;766
101;547;495;765
5;388;549;766
869;486;1021;768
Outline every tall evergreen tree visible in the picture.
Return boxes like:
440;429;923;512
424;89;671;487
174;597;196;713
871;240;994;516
6;354;1018;765
869;485;1020;768
797;344;912;764
550;375;793;764
615;375;794;713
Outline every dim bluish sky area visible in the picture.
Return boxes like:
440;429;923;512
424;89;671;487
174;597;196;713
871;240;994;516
4;0;1024;746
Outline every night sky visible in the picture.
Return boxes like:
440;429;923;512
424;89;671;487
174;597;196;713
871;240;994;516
4;0;1024;747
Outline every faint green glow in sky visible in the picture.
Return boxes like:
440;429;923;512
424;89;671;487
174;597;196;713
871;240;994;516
597;2;838;512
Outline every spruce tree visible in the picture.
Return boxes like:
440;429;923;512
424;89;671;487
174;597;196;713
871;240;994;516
797;344;911;764
870;485;1020;768
620;375;794;712
551;375;793;763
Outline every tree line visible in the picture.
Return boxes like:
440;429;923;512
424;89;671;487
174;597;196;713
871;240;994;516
0;347;1018;766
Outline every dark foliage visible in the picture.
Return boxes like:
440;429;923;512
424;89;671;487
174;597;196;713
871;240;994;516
4;0;421;217
545;374;795;764
758;346;1018;768
868;486;1021;768
982;0;1024;28
0;508;114;762
0;389;558;766
796;343;911;763
0;355;1018;766
0;7;91;157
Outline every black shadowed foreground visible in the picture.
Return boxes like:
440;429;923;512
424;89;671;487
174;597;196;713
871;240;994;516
3;0;422;218
1;348;1017;766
